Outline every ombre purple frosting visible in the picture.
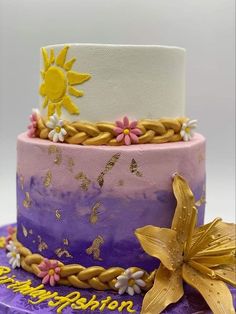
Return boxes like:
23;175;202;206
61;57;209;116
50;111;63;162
16;133;206;271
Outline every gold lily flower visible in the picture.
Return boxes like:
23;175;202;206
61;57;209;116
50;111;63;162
135;174;236;314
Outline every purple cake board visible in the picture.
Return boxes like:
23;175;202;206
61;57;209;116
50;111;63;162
0;224;235;314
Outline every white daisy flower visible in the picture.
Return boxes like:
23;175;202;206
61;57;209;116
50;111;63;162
115;268;146;296
6;241;21;269
46;114;67;143
180;119;198;142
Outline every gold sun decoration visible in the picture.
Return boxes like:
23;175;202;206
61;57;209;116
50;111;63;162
135;174;236;314
39;46;91;118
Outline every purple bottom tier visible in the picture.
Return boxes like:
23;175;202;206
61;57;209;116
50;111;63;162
1;224;236;314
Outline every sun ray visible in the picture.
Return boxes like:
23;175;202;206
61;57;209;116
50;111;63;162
42;96;49;109
67;71;91;86
40;71;45;79
56;46;69;67
48;103;56;117
39;83;46;97
62;95;80;115
64;58;76;71
41;48;50;71
68;86;84;98
49;48;55;64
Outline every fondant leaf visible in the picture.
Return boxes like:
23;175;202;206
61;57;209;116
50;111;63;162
172;174;196;247
182;263;235;314
135;226;182;271
141;265;183;314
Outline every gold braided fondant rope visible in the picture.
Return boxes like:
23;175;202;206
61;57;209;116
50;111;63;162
12;234;155;292
36;116;187;146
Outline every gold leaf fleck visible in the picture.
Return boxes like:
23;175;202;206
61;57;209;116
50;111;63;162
75;172;91;191
22;224;28;237
44;171;52;187
19;175;24;190
38;235;48;252
63;238;69;246
55;248;73;258
90;202;101;224
54;154;62;165
48;145;59;154
67;158;75;172
23;192;31;208
86;235;104;261
195;194;206;207
55;209;62;220
130;158;143;177
97;153;121;188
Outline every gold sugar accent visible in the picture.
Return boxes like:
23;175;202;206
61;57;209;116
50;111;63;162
90;202;101;224
97;153;121;188
86;235;104;261
130;158;143;177
22;224;28;237
23;192;31;208
63;238;69;246
37;117;187;146
67;157;75;172
43;170;52;187
55;248;73;258
55;209;62;220
75;172;91;191
37;235;48;252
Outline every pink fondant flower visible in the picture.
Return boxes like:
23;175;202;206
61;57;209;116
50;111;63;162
6;226;16;244
38;258;61;286
27;109;39;138
114;116;142;145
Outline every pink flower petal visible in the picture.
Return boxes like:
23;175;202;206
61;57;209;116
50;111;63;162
55;267;61;274
123;116;130;128
44;259;51;268
50;275;55;286
42;274;49;285
115;120;124;128
114;127;124;135
54;273;60;282
124;134;131;145
130;121;138;128
130;133;139;143
131;128;142;136
51;260;58;268
38;262;47;271
116;133;124;142
38;271;48;278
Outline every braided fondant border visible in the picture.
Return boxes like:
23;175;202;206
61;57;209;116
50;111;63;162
12;233;155;292
36;116;188;146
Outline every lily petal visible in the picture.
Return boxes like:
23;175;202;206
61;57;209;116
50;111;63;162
182;263;235;314
214;265;236;287
141;265;184;314
135;226;182;271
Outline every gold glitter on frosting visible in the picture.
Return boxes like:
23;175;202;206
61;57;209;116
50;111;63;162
67;157;75;172
43;170;52;187
63;238;69;246
48;145;62;165
23;192;32;208
86;235;104;261
90;202;101;224
75;172;91;191
55;209;62;220
22;224;28;237
55;248;73;258
130;158;143;177
97;153;121;188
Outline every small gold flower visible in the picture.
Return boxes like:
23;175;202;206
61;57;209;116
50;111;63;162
135;174;236;314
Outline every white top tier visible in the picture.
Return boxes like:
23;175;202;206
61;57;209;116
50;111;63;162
39;43;185;122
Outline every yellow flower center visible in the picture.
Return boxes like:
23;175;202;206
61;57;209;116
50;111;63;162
185;127;190;134
44;67;67;102
55;126;62;133
48;269;55;276
12;252;17;258
123;128;130;135
128;278;135;286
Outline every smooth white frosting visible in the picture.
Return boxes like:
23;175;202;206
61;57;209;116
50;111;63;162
39;43;185;122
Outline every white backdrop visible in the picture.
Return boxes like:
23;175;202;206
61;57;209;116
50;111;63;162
0;0;235;225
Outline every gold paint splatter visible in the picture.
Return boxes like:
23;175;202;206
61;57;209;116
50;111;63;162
54;154;62;165
130;158;143;177
97;153;121;188
22;224;28;237
23;192;31;208
48;145;62;165
86;235;104;261
55;248;73;258
90;202;101;224
48;145;59;154
55;209;62;220
44;170;52;187
63;238;69;246
38;235;48;252
67;157;75;172
75;172;91;191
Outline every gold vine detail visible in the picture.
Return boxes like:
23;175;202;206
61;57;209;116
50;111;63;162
36;116;187;146
11;233;155;292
